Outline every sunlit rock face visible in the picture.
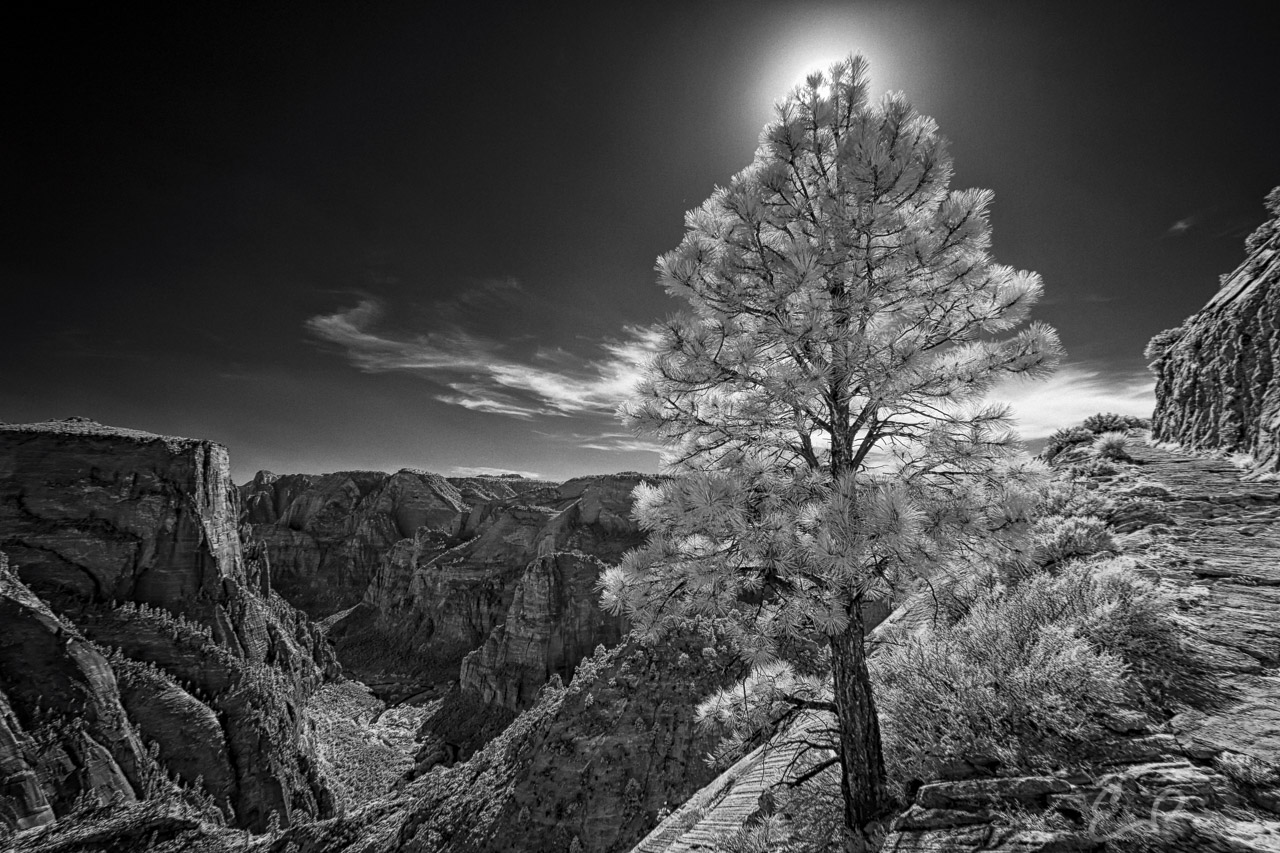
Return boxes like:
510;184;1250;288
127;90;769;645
0;418;243;615
240;469;467;617
459;551;629;710
1149;221;1280;474
0;419;337;832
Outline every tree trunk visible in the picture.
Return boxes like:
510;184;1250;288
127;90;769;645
830;600;888;850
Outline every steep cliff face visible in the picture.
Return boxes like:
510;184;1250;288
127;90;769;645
0;418;243;616
0;419;336;832
1149;189;1280;475
337;473;652;703
240;469;475;616
459;551;628;710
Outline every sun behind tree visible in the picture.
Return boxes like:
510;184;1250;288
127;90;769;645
601;55;1061;848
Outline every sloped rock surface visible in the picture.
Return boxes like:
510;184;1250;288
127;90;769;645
1149;191;1280;475
875;439;1280;852
0;419;337;832
0;553;148;831
635;440;1280;853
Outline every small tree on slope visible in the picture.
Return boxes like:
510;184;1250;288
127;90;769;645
600;56;1060;847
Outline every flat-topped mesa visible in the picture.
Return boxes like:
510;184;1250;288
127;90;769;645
0;418;245;618
1148;187;1280;475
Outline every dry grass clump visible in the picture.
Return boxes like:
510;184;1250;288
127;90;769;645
1094;431;1132;461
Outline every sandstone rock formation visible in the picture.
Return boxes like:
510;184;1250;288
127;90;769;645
396;630;740;853
1148;187;1280;475
239;469;528;616
459;551;627;711
329;473;651;704
0;418;337;832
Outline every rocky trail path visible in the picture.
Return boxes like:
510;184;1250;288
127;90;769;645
1124;441;1280;772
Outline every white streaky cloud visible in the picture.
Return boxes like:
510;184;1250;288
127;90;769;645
448;465;543;479
991;364;1155;440
305;299;499;373
578;434;668;454
306;300;660;418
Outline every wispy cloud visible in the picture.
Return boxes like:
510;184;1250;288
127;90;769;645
993;364;1155;440
1166;217;1195;236
545;430;667;454
305;297;661;420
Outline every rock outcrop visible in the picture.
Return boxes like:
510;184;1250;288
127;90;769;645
396;630;741;853
459;551;628;711
0;419;337;832
1148;187;1280;475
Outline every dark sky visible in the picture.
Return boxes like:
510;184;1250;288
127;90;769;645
4;2;1276;482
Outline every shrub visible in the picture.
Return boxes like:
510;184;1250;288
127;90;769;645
1082;413;1149;434
1144;324;1187;364
871;559;1179;797
1093;431;1131;462
1042;426;1095;460
1037;481;1118;521
1029;515;1115;567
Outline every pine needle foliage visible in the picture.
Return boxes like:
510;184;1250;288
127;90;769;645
603;54;1060;843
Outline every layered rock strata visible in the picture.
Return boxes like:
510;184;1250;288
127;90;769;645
0;418;336;832
239;469;541;616
330;473;650;704
1148;188;1280;475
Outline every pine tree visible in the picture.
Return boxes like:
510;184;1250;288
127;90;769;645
601;55;1060;847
